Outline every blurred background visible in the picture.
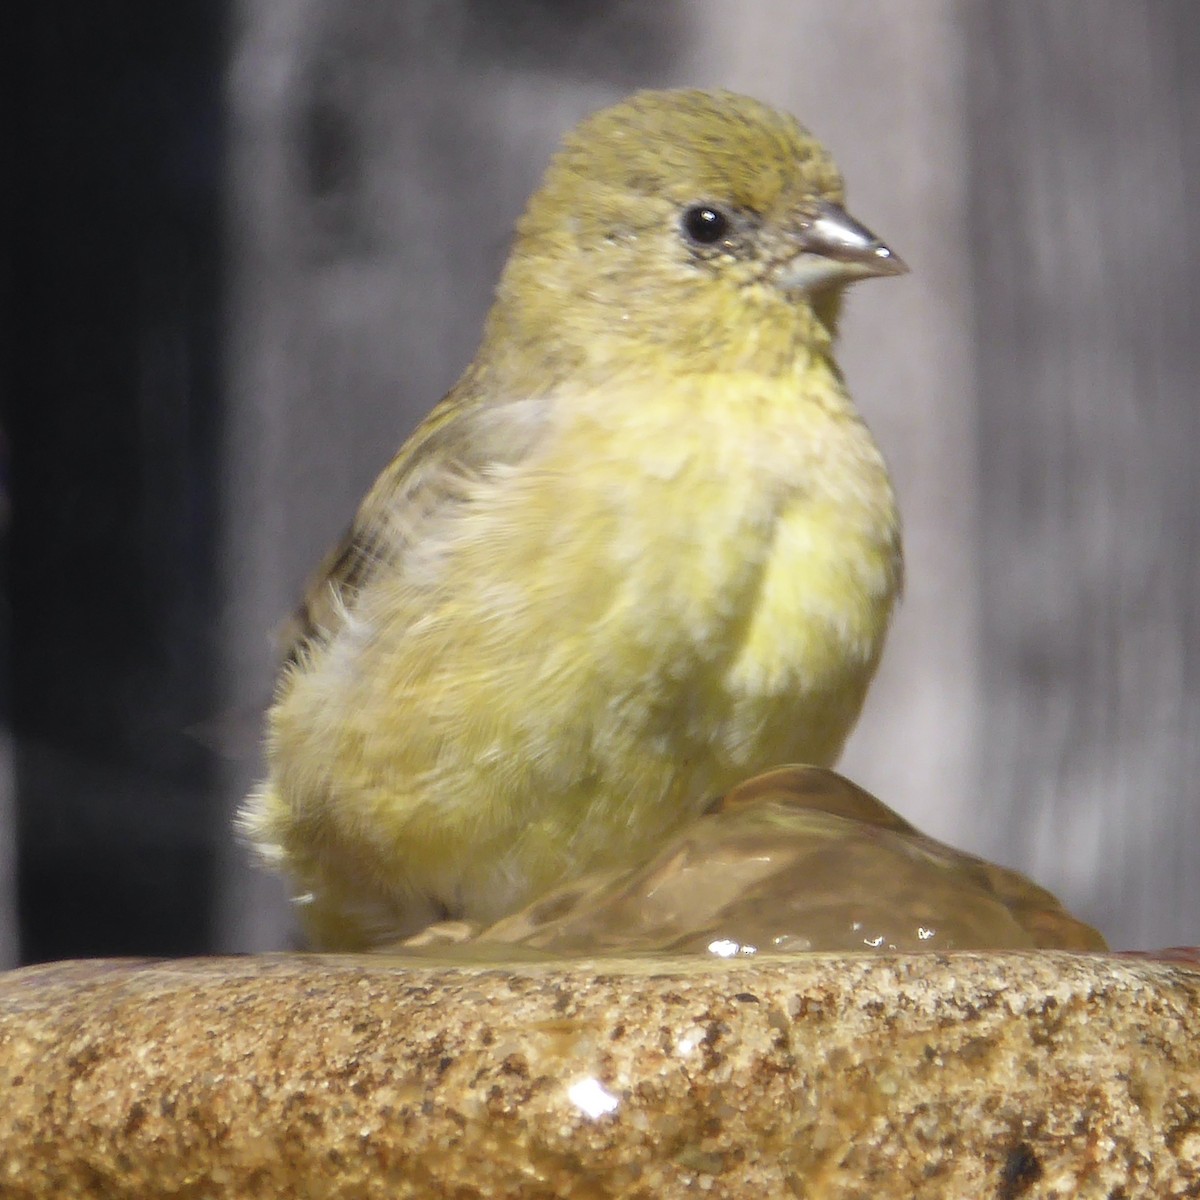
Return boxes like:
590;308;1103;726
5;1;1199;967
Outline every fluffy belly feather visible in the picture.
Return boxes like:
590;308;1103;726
252;379;901;944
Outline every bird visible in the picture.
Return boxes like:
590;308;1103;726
239;88;907;950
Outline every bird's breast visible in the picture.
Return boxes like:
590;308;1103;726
511;371;902;763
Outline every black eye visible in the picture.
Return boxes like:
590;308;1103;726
681;205;730;245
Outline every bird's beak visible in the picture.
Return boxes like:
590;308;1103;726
776;201;908;293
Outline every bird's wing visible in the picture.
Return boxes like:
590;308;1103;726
280;383;552;665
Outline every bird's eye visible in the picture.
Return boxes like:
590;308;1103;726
681;205;731;245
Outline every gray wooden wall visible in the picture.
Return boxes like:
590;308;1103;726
7;1;1197;964
965;2;1200;948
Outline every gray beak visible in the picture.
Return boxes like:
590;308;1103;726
776;201;908;293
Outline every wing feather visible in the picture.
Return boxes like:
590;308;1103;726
280;382;552;664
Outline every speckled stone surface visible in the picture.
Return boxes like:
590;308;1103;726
1;953;1198;1198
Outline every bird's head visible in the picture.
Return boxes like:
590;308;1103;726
483;89;906;386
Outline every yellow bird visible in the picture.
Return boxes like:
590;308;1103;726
240;88;907;949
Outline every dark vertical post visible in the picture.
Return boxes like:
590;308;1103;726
8;6;228;961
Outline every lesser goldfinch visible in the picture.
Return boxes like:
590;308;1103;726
240;88;907;949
